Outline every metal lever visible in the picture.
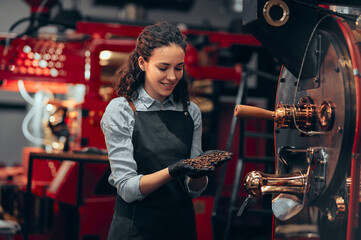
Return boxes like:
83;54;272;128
234;104;275;121
244;171;307;197
237;195;253;217
234;104;318;130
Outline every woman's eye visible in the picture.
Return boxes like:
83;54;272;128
158;66;183;71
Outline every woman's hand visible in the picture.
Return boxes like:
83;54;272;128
198;150;233;167
168;159;197;177
188;176;208;192
168;150;233;178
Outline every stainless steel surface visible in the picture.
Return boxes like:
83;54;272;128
271;19;356;240
272;193;303;221
240;18;356;237
275;28;354;206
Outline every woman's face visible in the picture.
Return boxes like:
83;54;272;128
138;44;185;103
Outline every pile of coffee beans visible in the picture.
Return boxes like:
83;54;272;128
183;151;232;169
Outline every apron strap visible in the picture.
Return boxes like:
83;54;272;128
127;99;188;113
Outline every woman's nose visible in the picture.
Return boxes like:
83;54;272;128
167;70;177;80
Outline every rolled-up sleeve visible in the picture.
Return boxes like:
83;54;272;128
186;101;208;197
100;98;145;203
189;101;203;159
185;176;208;199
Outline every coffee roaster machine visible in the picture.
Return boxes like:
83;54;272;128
0;1;264;239
234;1;361;239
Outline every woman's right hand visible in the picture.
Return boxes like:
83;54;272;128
168;159;215;178
168;159;197;177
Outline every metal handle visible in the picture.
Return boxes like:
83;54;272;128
244;170;307;197
235;104;317;130
234;104;286;124
234;104;275;120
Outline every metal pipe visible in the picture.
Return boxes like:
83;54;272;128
244;170;307;197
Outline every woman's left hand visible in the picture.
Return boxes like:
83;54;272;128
187;166;215;178
186;150;233;178
197;150;233;168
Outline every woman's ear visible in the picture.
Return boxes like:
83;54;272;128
138;56;145;71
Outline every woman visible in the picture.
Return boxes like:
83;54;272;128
101;21;230;240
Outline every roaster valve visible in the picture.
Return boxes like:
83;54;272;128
273;103;315;130
242;147;330;221
244;171;307;197
234;99;334;131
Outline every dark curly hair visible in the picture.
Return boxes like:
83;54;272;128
113;21;190;107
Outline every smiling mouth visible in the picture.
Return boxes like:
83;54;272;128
160;82;174;86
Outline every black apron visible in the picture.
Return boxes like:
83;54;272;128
107;106;198;240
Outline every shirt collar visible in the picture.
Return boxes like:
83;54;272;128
138;86;176;108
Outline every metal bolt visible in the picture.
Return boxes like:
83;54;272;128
317;159;326;165
300;97;308;103
314;176;325;182
337;126;343;133
356;15;361;31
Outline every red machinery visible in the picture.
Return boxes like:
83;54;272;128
0;1;262;240
234;1;361;240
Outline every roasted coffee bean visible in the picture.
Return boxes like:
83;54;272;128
183;151;232;169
